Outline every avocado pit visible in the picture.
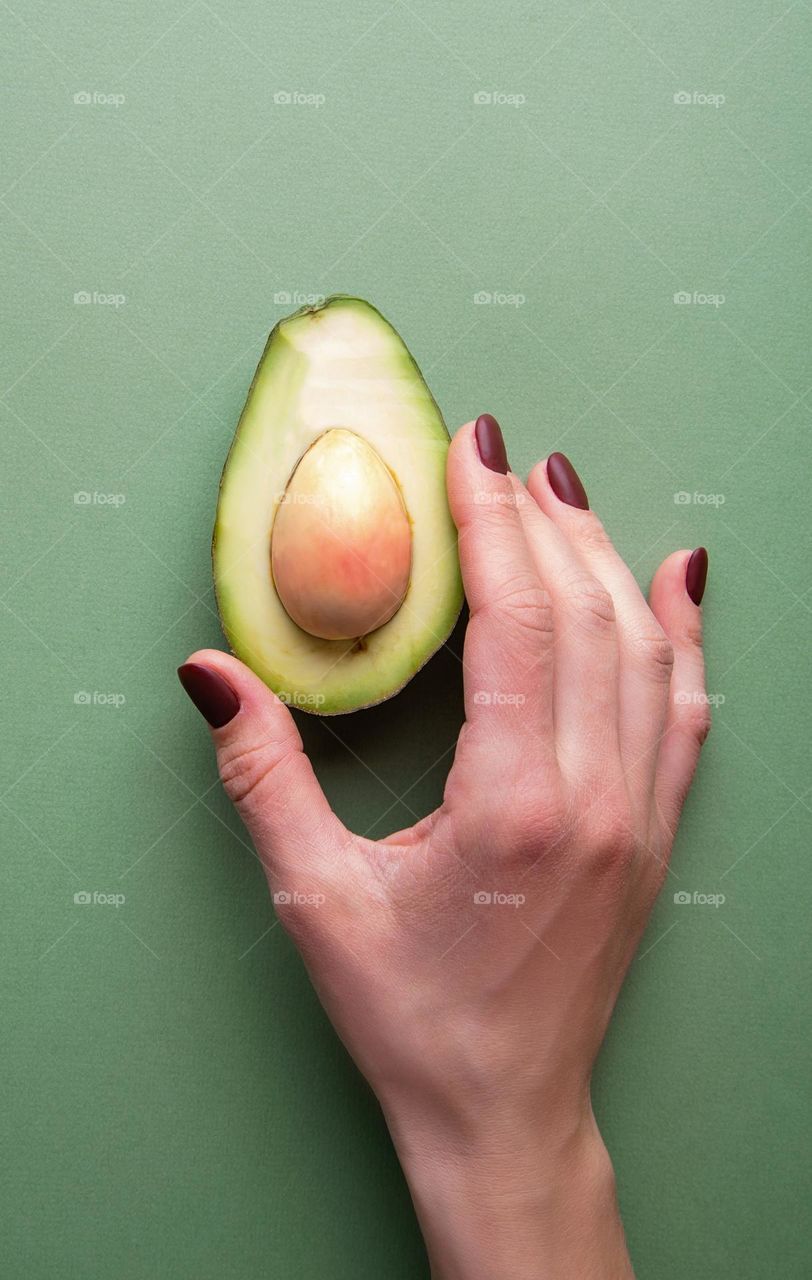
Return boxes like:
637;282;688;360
271;428;412;641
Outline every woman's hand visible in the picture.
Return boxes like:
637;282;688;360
179;415;709;1279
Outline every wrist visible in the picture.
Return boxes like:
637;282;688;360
382;1097;633;1280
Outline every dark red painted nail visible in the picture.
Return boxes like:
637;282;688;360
546;452;589;510
686;547;708;606
178;663;240;728
475;414;509;474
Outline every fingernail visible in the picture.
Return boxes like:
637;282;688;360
178;663;240;728
546;452;589;510
686;547;708;606
475;414;509;474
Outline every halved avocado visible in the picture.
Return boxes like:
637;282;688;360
212;296;463;715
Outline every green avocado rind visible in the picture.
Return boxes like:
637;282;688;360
212;296;463;715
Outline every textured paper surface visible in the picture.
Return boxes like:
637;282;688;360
2;1;810;1276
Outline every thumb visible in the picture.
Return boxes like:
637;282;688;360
178;650;345;882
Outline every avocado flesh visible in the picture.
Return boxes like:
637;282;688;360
212;296;464;715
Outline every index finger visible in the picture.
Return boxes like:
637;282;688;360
446;417;554;750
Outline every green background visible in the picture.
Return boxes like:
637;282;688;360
2;1;810;1276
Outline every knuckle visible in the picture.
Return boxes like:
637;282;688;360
627;624;675;676
576;513;612;553
564;574;616;632
584;806;636;876
498;811;551;864
682;704;712;745
682;616;705;651
497;811;538;860
469;498;520;533
476;785;565;865
219;738;294;808
487;576;553;640
468;500;502;529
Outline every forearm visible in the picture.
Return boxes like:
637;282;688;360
384;1102;634;1280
